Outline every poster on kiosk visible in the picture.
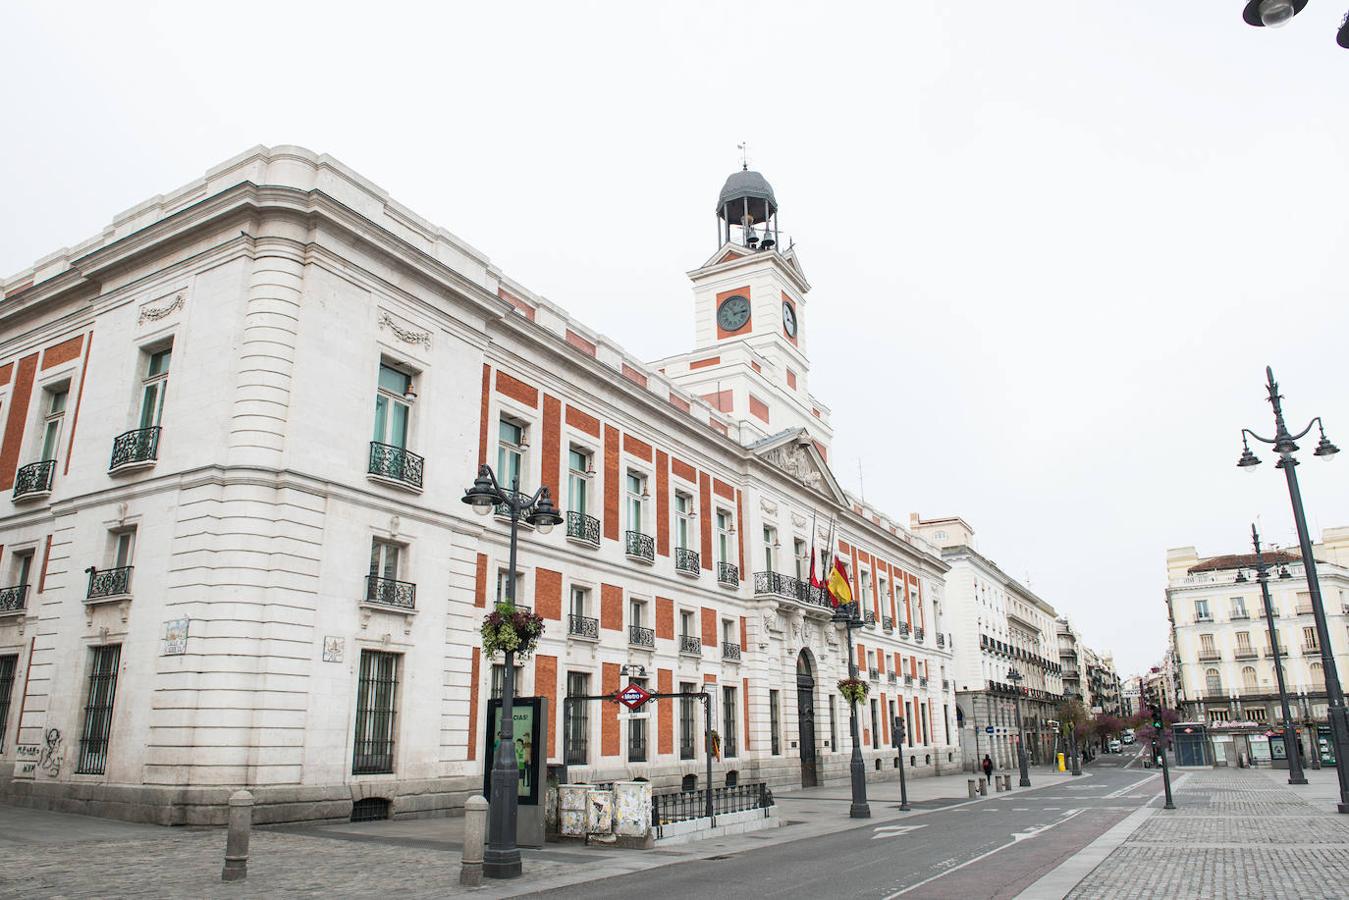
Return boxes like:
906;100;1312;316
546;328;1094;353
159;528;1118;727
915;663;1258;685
483;696;548;848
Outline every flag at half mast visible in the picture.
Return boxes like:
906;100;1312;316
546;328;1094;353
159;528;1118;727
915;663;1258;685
826;557;852;607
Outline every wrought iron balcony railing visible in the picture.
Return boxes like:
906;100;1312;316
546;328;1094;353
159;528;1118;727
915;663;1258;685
936;633;946;649
1230;612;1250;620
625;530;654;563
365;574;416;610
864;610;877;628
919;677;928;688
882;616;894;632
717;561;739;586
914;627;925;642
368;441;423;490
629;624;655;647
721;641;741;661
904;674;914;686
1264;646;1291;658
568;613;599;639
675;547;700;575
109;427;160;471
898;621;911;638
1234;649;1259;660
680;635;702;655
868;668;879;681
942;679;951;690
886;672;897;684
13;460;55;499
566;511;600;547
1198;651;1222;661
0;583;29;615
86;566;132;599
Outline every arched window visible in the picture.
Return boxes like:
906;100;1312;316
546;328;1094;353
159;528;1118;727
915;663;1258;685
1242;667;1257;690
1205;668;1222;693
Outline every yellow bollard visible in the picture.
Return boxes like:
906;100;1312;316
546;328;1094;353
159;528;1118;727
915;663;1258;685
1057;752;1066;772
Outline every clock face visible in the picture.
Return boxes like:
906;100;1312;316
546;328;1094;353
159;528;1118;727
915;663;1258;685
717;295;751;332
782;301;797;337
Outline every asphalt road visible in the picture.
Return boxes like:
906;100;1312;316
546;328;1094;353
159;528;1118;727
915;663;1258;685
535;750;1162;900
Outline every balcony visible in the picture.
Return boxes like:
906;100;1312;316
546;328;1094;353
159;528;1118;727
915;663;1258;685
1230;611;1250;620
1264;646;1291;658
919;677;928;688
721;641;741;661
887;672;897;684
629;625;655;648
365;575;416;610
1296;602;1315;615
1234;648;1259;660
86;565;132;600
914;627;926;643
1198;651;1222;662
0;584;29;617
675;547;700;576
109;426;161;472
566;511;600;548
680;635;702;656
1195;614;1214;623
1203;690;1228;701
1304;643;1321;655
864;610;877;628
717;561;739;587
937;633;946;649
882;616;894;632
12;460;55;500
904;674;914;686
625;531;655;564
942;679;951;690
367;441;423;491
898;621;911;638
868;668;879;681
568;613;599;639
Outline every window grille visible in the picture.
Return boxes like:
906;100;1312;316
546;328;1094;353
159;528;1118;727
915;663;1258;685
353;650;399;774
76;645;121;775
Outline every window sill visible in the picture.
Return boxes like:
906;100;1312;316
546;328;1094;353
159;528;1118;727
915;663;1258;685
567;630;600;643
716;578;739;590
109;459;156;476
566;534;598;549
625;553;654;566
12;489;51;504
367;473;422;494
675;567;700;579
0;607;28;620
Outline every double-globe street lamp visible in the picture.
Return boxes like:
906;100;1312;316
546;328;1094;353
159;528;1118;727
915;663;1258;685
833;599;871;818
1006;668;1032;787
462;465;563;878
1242;0;1349;48
1236;366;1347;813
1244;523;1309;786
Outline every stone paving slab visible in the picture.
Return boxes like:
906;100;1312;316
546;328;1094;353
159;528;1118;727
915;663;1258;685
1127;815;1349;845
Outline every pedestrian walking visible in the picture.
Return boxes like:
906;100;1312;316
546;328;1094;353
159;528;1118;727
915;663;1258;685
982;754;993;782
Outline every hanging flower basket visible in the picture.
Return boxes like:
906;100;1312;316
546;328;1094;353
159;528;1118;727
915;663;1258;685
838;677;869;705
481;603;545;658
709;729;722;761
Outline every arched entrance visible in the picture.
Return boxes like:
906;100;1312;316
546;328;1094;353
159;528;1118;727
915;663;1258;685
797;649;818;787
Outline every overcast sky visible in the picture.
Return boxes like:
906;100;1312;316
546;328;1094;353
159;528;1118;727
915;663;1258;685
4;2;1347;676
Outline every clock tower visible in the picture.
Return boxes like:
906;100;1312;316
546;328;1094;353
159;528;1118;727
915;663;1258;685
655;162;832;454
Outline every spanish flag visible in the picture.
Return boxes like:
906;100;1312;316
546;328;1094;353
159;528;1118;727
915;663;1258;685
827;558;852;607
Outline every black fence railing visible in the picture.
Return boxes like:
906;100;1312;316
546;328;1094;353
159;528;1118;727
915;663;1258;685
914;627;925;642
629;625;655;647
882;616;894;632
680;635;702;655
568;614;599;639
365;575;416;610
109;427;160;471
566;511;600;547
86;566;132;599
368;441;424;490
675;547;700;574
936;633;946;648
722;641;741;661
717;561;739;586
628;733;647;763
13;460;55;499
651;782;773;828
868;668;879;681
864;610;877;627
0;584;29;614
898;621;911;637
625;530;655;563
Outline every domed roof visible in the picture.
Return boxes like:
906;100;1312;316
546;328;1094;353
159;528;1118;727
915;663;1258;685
716;168;777;215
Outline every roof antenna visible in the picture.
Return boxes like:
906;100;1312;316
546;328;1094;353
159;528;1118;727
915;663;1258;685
737;141;749;171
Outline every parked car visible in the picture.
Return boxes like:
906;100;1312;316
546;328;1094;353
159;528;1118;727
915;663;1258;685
1122;729;1135;745
1108;739;1122;753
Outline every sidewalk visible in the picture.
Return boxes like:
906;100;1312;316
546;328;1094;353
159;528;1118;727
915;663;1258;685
1;764;1077;899
1021;766;1349;899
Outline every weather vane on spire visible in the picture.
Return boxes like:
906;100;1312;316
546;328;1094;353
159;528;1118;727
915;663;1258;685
737;141;748;171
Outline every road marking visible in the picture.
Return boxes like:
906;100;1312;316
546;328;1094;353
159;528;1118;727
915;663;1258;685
1044;807;1060;811
1103;777;1154;800
883;810;1085;899
872;824;929;840
1012;807;1029;811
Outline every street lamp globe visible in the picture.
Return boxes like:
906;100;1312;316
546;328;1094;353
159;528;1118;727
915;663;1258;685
1237;441;1262;472
462;467;499;515
1261;0;1297;26
526;488;563;533
1314;427;1340;460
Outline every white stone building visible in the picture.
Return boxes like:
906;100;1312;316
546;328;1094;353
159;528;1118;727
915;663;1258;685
0;147;956;824
909;515;1063;771
1166;528;1349;727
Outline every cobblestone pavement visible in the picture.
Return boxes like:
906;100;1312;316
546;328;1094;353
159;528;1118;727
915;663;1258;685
1066;769;1349;900
0;830;570;900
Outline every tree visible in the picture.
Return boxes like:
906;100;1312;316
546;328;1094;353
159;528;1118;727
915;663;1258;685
1057;698;1089;741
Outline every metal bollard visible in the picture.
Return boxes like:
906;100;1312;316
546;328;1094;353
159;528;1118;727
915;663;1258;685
978;777;987;796
1004;775;1013;791
967;778;978;798
995;776;1006;792
221;790;253;882
460;795;489;886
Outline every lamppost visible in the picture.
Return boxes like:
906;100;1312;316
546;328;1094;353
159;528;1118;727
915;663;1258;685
1241;0;1349;49
833;600;870;818
1236;366;1348;813
461;465;562;878
1006;668;1031;787
1249;523;1308;786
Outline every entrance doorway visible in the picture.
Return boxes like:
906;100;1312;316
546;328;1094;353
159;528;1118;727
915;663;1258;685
797;649;818;787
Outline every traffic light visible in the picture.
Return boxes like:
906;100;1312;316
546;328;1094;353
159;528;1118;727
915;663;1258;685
1150;704;1164;733
892;715;906;748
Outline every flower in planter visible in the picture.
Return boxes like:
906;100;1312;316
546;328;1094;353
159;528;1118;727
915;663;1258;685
482;603;546;658
838;677;869;705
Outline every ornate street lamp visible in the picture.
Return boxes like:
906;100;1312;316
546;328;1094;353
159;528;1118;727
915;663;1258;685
1250;524;1308;785
1237;366;1347;813
462;464;562;878
1241;2;1349;49
833;600;871;818
1006;668;1032;787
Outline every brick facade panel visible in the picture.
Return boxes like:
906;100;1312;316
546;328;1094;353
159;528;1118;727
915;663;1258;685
600;583;622;631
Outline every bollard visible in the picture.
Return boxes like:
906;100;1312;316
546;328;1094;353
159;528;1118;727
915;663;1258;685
460;795;489;887
995;776;1005;792
978;777;987;796
967;778;978;798
221;790;253;882
1004;775;1012;791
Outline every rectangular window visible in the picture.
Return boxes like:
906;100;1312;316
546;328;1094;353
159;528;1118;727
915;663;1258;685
722;686;738;757
828;695;837;751
12;551;34;589
921;703;930;744
770;689;782;756
138;347;171;429
372;363;412;448
679;681;697;760
496;570;523;607
568;447;591;516
1194;599;1211;621
0;655;17;753
680;609;694;638
626;472;645;533
722;619;735;647
632;599;646;628
353;650;399;774
716;510;732;564
1200;634;1216;655
113;529;136;569
627;677;647;762
763;526;777;571
794;539;807;580
861;570;871;603
565;672;589;765
39;386;68;462
1231;596;1247;618
870;699;880;749
675;492;694;550
369;539;401;582
1236;632;1252;652
497;419;525;489
1304;626;1319;650
569;586;588;620
491;664;507;700
75;645;121;775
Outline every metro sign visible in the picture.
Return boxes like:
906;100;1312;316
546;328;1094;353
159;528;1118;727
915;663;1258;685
617;682;652;710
